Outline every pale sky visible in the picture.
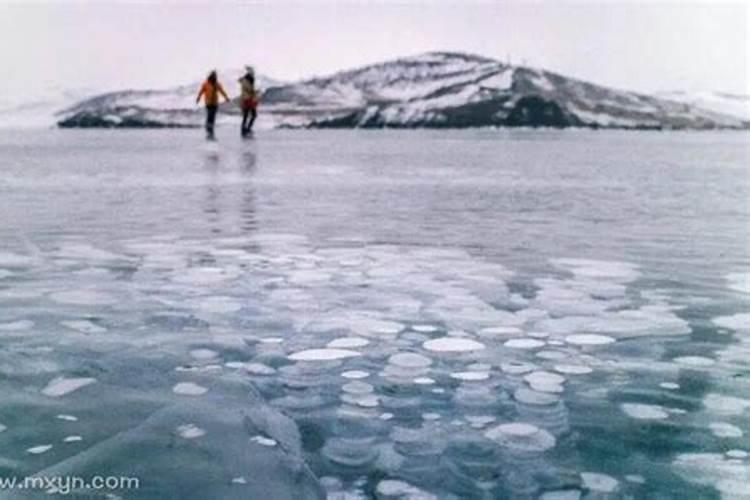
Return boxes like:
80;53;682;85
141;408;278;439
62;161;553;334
0;1;747;101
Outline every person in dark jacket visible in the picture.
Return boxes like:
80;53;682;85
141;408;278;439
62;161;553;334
238;66;259;137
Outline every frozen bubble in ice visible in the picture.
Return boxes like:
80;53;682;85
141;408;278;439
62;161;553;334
327;337;370;349
359;319;405;336
49;290;117;306
727;450;748;459
190;348;219;360
355;395;379;408
565;334;615;346
552;258;639;282
485;422;556;451
717;479;750;496
709;422;744;438
528;331;550;339
450;371;491;381
174;267;239;285
0;269;14;279
414;377;435;385
468;363;492;371
540;491;582;500
0;423;6;433
259;337;284;344
525;371;566;386
467;416;496;428
287;270;331;284
250;435;278;447
196;296;243;314
704;393;750;415
412;324;438;333
479;326;522;338
0;320;34;331
172;382;208;396
380;413;394;420
177;424;206;439
660;382;680;390
60;320;106;334
42;377;96;397
726;272;750;294
423;337;485;353
56;414;78;422
580;472;619;493
712;313;750;332
388;352;432;369
625;475;645;484
242;362;276;375
554;364;592;375
535;350;568;360
342;381;374;395
342;370;370;380
27;445;53;455
501;361;536;375
673;356;715;367
504;338;546;349
422;412;441;421
231;477;247;484
62;436;82;443
621;403;669;420
514;388;560;406
289;348;361;361
0;252;34;268
376;479;436;499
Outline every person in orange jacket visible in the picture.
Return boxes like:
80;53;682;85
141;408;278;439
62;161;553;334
196;70;230;140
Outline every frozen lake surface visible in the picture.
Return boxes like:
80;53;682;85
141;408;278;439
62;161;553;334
0;128;749;499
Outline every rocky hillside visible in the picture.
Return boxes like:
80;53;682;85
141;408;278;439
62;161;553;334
57;52;747;130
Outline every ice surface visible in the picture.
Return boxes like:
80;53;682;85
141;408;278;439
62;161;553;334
49;290;117;306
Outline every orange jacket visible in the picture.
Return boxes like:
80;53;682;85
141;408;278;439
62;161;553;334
197;80;229;106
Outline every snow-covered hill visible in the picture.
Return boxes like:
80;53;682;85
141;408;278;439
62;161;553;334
56;53;747;130
655;91;750;122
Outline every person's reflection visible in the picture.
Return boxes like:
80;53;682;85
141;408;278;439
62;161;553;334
239;146;258;233
202;149;222;235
